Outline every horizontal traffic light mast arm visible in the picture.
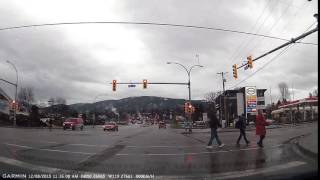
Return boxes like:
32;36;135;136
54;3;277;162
237;26;318;69
0;78;17;86
109;82;189;85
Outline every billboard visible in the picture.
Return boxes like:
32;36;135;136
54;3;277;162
245;86;257;114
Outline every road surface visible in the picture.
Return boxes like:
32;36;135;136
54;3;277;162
0;123;317;179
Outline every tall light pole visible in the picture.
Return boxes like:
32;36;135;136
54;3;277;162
6;60;18;127
167;61;203;132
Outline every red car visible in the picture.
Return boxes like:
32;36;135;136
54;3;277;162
103;122;118;131
63;118;84;131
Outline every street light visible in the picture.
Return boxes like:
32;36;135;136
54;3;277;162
167;61;203;132
166;61;203;101
6;60;18;127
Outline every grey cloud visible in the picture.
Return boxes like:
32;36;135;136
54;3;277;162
0;0;318;104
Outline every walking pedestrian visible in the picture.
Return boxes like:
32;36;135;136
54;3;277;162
236;113;250;146
256;109;269;148
206;104;224;149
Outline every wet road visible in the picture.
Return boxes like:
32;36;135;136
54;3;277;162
0;123;317;179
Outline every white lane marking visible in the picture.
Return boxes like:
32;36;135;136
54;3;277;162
116;144;284;156
68;144;109;148
116;153;129;156
4;143;33;149
38;149;94;155
4;143;94;156
155;161;307;180
0;156;61;174
126;145;205;148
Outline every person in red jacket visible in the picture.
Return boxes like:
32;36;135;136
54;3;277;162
256;109;269;148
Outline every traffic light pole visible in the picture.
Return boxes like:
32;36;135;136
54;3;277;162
112;82;189;85
237;20;318;70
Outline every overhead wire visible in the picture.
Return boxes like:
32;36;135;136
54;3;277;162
232;0;293;65
226;0;273;64
248;0;313;54
228;21;317;89
0;21;316;46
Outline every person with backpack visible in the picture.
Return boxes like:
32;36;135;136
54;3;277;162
206;104;224;148
236;113;250;146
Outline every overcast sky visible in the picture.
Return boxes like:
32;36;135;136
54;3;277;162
0;0;318;105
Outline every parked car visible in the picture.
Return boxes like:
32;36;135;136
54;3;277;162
159;121;166;129
63;118;84;130
103;122;118;131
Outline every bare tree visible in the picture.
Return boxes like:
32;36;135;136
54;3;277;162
18;87;34;111
312;88;318;96
204;91;223;103
278;82;290;101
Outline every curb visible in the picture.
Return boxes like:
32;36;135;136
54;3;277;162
296;134;318;160
287;133;318;161
296;142;318;159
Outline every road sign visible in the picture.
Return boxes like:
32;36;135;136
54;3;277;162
245;86;257;114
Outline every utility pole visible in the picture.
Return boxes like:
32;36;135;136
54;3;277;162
217;72;228;126
217;72;227;92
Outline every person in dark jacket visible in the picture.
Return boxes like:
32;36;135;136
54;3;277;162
206;104;224;148
236;113;250;145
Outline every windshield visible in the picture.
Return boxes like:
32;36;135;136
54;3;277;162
0;1;318;180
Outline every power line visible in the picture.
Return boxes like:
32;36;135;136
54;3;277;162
0;21;315;45
226;0;273;64
228;19;318;89
237;23;318;70
229;44;293;89
247;0;295;55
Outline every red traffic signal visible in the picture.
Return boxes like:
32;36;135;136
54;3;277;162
184;102;193;114
112;80;117;91
247;55;253;68
143;79;148;89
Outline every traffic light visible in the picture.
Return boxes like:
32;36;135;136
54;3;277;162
143;79;148;89
184;102;190;113
11;100;18;110
232;64;238;79
112;80;117;91
184;102;193;114
247;55;253;69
